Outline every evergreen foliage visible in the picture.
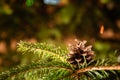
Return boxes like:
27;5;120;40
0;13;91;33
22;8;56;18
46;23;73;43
0;40;120;80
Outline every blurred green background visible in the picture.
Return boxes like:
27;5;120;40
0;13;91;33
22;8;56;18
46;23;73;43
0;0;120;71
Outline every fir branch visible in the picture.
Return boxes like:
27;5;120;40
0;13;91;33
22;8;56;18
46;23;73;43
63;66;120;80
0;62;72;80
76;65;120;73
17;41;68;63
1;40;120;80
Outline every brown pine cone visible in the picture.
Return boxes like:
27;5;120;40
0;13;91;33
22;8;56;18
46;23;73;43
67;39;94;68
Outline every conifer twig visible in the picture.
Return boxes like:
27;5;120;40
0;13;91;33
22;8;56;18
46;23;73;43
63;65;120;79
76;65;120;74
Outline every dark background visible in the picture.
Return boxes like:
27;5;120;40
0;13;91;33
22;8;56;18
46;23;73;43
0;0;120;71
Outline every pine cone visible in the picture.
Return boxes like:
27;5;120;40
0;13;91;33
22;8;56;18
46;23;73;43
67;39;94;68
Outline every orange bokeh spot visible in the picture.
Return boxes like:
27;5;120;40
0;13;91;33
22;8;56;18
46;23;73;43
100;25;104;34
